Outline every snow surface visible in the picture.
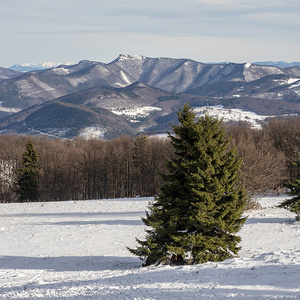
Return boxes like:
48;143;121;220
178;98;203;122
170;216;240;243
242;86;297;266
117;54;146;62
288;78;300;89
194;106;274;129
17;62;74;69
288;78;300;85
66;76;88;87
21;62;62;68
0;195;299;299
50;68;70;75
111;106;162;119
119;70;132;85
245;63;251;69
273;78;300;88
0;102;20;113
79;127;107;139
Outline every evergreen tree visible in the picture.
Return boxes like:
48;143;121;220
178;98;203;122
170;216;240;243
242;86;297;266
128;104;247;266
16;139;39;202
278;158;300;221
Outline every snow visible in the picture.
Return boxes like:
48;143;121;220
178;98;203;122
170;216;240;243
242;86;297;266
243;65;284;82
290;83;300;89
20;62;62;68
17;62;74;69
194;106;273;129
67;76;88;87
0;195;299;299
288;78;300;89
245;63;251;69
117;54;146;62
50;67;70;75
0;102;20;113
111;106;162;119
120;70;132;85
288;78;300;85
273;77;300;88
79;126;107;139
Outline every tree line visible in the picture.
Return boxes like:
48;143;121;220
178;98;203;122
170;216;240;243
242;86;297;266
1;116;300;203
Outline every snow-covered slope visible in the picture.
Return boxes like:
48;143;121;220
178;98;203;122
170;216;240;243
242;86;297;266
194;105;274;129
0;195;299;299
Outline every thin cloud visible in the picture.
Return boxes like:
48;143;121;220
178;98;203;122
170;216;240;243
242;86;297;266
1;0;300;66
21;26;117;36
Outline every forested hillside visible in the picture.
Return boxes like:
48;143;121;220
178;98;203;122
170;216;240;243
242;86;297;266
1;116;300;203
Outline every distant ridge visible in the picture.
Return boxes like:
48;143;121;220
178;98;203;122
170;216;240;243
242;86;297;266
9;62;74;72
253;61;300;68
8;57;300;72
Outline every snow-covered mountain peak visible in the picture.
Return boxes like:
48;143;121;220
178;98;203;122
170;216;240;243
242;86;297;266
117;54;146;62
78;60;98;65
244;62;252;69
23;62;62;68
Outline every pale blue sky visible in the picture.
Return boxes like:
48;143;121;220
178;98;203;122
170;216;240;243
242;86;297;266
1;0;300;67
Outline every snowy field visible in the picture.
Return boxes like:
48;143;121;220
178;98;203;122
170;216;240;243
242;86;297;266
194;106;274;129
0;195;299;299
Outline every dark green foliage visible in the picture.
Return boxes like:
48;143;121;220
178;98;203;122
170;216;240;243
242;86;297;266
123;90;139;98
16;140;39;202
278;158;300;221
157;95;181;101
129;104;247;266
25;103;93;129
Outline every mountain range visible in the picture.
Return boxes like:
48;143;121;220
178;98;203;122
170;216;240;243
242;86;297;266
0;54;300;139
9;62;75;73
8;60;300;72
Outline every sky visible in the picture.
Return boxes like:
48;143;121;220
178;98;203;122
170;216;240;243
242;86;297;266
1;0;300;67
